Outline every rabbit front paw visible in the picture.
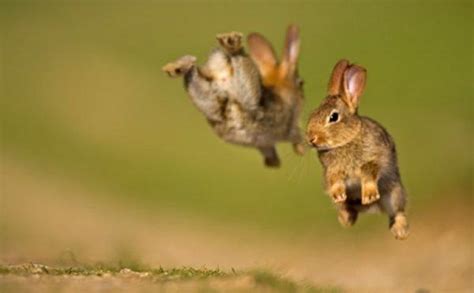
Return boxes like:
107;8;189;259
216;32;243;54
162;55;197;78
361;181;380;205
329;184;347;203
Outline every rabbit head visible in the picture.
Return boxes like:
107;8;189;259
247;24;304;105
306;59;367;150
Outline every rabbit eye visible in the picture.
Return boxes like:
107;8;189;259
328;111;339;123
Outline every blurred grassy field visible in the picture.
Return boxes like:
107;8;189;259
1;264;335;293
1;1;472;234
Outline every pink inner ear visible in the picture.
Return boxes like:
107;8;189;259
288;42;299;63
348;74;359;96
285;25;300;64
279;25;300;78
344;65;366;106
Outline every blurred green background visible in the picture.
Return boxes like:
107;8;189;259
1;0;472;237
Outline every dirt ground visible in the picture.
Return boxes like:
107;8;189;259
1;158;472;292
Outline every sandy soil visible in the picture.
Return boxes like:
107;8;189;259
1;158;472;292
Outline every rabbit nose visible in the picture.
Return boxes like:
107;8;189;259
308;136;318;147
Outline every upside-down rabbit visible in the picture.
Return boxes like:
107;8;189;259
163;25;305;167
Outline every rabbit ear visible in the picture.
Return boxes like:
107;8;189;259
328;59;350;96
343;64;367;112
247;33;278;80
280;24;300;78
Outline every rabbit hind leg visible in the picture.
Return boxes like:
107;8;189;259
162;55;197;78
379;182;409;240
163;55;223;121
216;32;244;55
216;31;262;112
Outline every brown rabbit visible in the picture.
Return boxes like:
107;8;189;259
306;59;409;239
162;26;305;167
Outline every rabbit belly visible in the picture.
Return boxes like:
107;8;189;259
212;123;284;147
209;100;295;147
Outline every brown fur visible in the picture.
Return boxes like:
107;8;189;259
163;26;305;167
306;60;409;239
327;59;349;96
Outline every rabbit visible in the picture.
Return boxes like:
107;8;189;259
162;25;305;167
306;59;409;240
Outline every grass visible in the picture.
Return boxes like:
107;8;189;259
0;263;339;293
0;263;225;279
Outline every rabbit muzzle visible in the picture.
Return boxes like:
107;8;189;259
308;136;318;148
307;134;332;151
